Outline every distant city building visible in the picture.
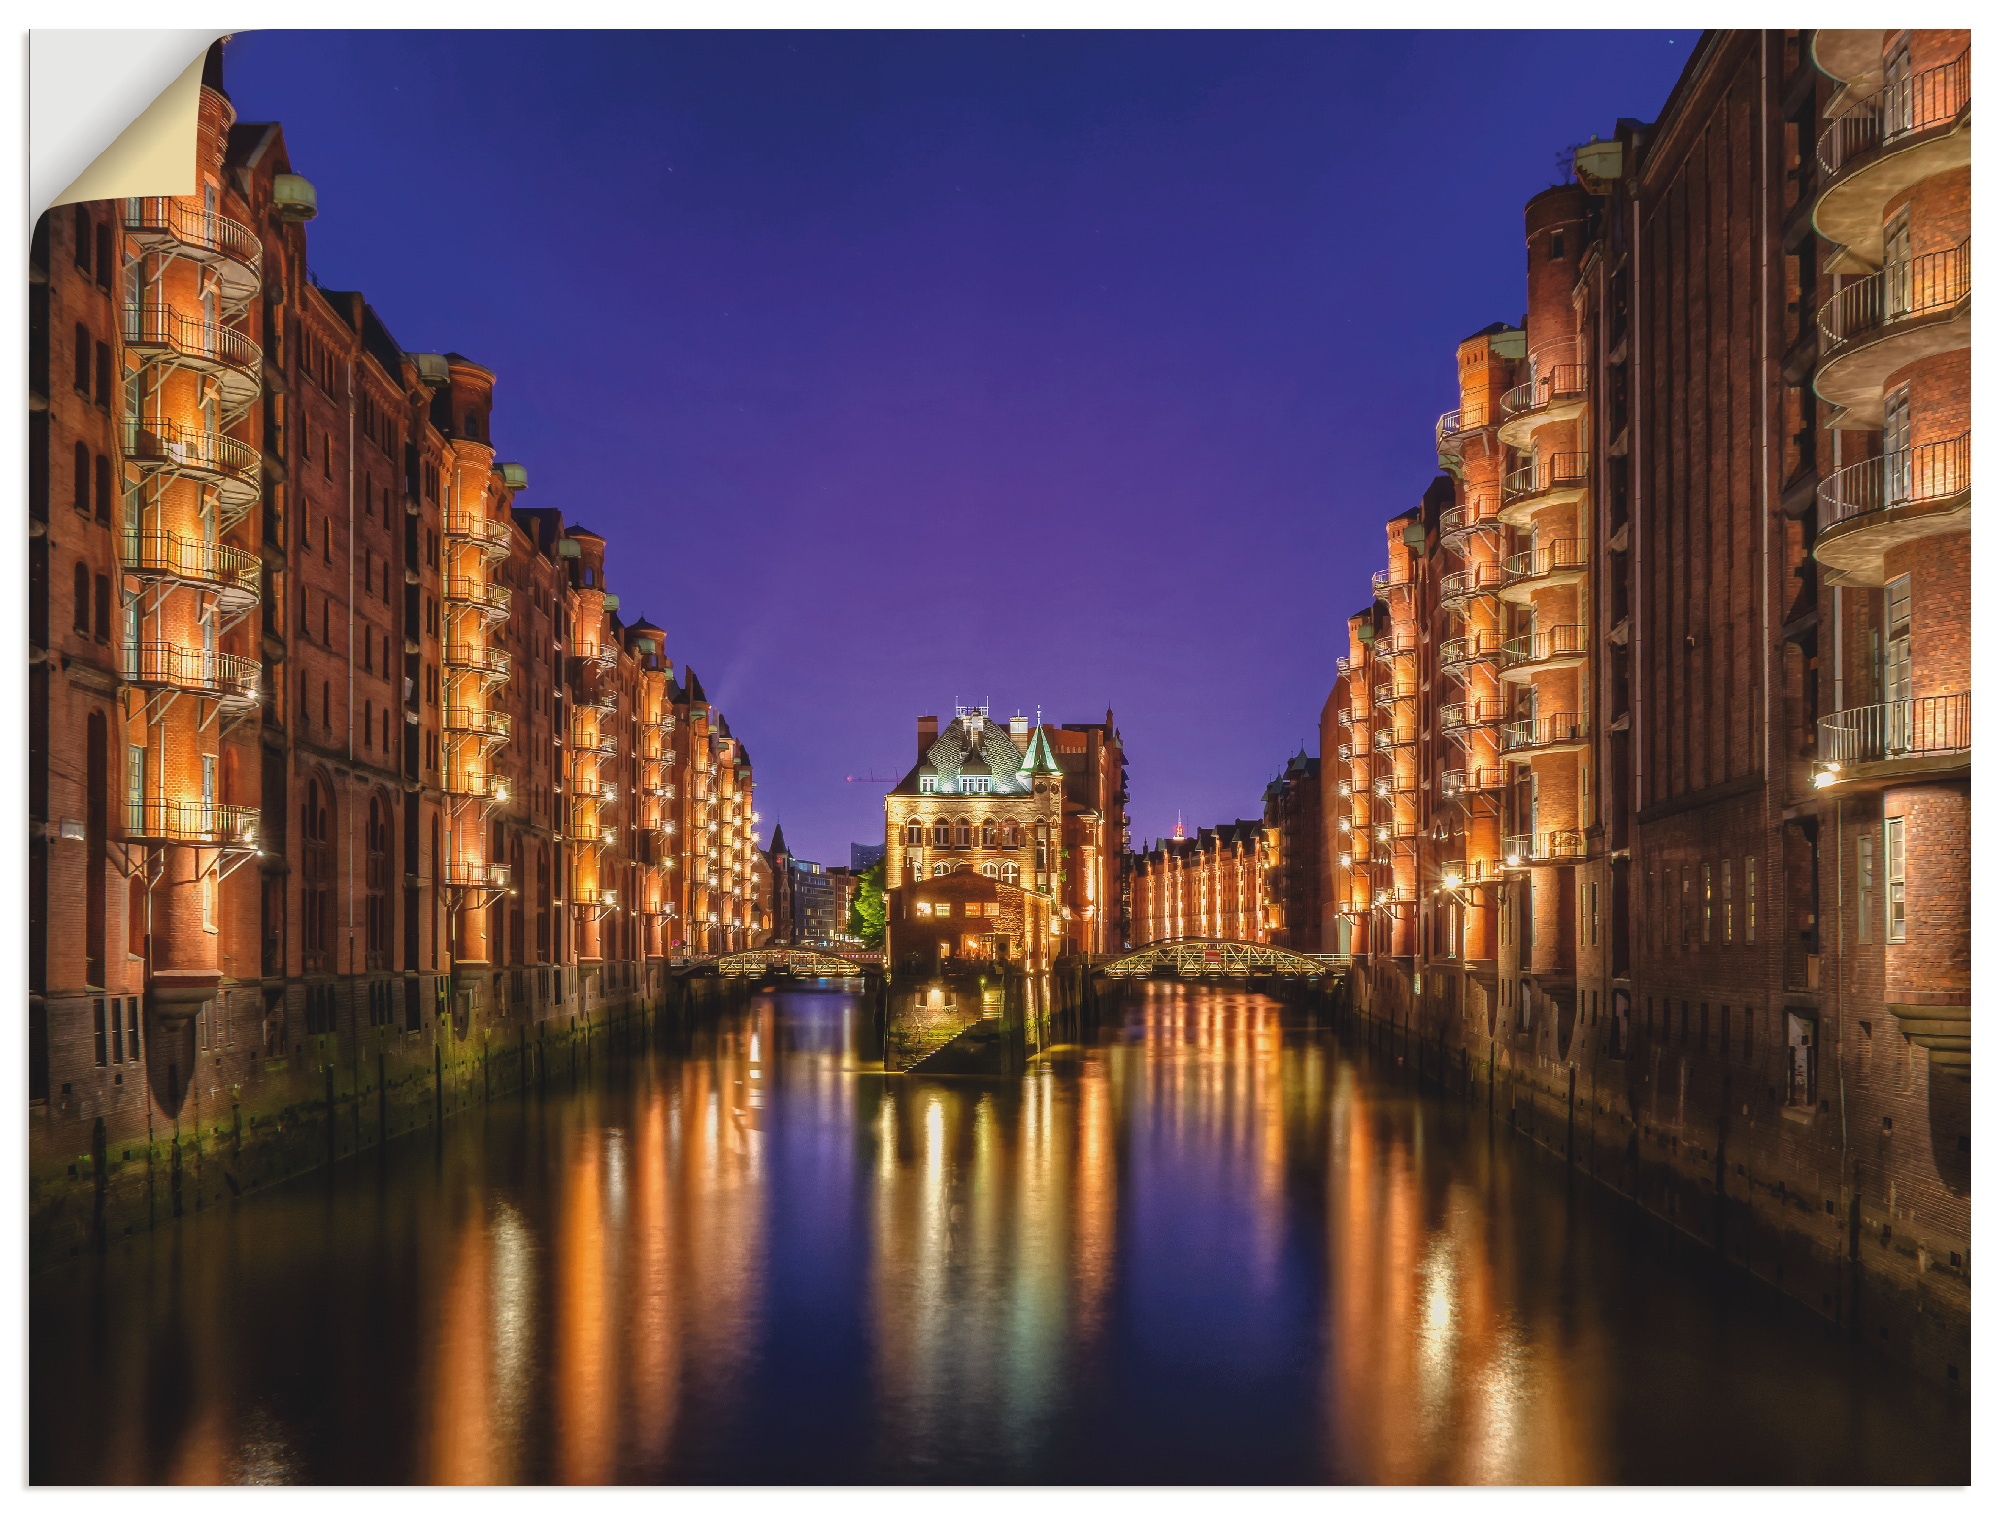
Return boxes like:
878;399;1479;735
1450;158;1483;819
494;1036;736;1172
765;824;841;944
850;841;886;872
1127;820;1268;946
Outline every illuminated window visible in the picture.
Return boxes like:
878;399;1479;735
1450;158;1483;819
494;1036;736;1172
1702;863;1713;943
982;820;997;847
1001;863;1019;885
931;819;950;847
1885;816;1906;944
1745;856;1756;944
1857;833;1875;944
953;819;972;848
904;819;923;846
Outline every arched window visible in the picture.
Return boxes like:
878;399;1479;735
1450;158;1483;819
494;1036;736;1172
905;818;923;846
980;862;999;878
981;819;997;848
931;819;951;847
364;795;390;970
303;777;334;972
1001;821;1020;849
933;862;950;877
953;819;972;848
1001;862;1020;885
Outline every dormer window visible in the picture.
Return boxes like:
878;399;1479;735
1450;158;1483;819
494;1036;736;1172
963;776;989;793
919;775;937;793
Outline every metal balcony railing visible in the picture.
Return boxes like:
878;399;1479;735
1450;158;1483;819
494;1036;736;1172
1440;697;1508;732
121;419;260;497
1435;405;1493;446
1440;766;1507;798
1440;559;1507;604
1817;52;1971;178
125;798;260;847
1819;240;1971;347
442;861;511;891
442;768;509;802
1375;630;1419;660
1501;362;1588;419
443;576;512;617
575;640;619;669
570;721;617;756
1373;725;1414;751
1372;565;1412;594
1505;538;1589;586
443;511;511;554
1502;452;1589;502
120;529;261;597
122;307;262;380
444;706;512;740
1819;434;1971;527
1336;707;1355;728
1440;632;1502;670
1502;713;1588;752
1373;679;1411;709
443;641;512;680
122;642;260;701
1501;830;1586;866
1439;491;1501;538
122;197;263;287
1817;692;1969;766
571;777;618;803
1502;624;1589;669
1335;654;1354;675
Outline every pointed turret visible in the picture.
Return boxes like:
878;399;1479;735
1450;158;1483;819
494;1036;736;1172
1022;723;1063;776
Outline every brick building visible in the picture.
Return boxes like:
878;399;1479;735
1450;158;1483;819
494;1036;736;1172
1261;750;1323;951
882;704;1126;966
1320;28;1969;1384
27;44;766;1253
1127;819;1268;948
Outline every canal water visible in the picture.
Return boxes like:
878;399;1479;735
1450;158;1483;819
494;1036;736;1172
31;983;1968;1485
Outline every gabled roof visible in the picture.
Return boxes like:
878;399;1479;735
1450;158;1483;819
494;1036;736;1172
1021;724;1063;775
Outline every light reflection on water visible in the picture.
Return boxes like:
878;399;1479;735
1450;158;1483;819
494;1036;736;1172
30;983;1968;1485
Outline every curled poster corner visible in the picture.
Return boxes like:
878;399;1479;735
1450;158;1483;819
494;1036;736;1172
32;29;227;215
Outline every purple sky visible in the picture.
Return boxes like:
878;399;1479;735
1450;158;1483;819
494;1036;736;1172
226;29;1699;866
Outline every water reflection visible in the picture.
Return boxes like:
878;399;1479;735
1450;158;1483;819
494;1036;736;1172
30;982;1967;1485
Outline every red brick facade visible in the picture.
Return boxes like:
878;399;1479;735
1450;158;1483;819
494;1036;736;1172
28;47;767;1256
1320;30;1969;1385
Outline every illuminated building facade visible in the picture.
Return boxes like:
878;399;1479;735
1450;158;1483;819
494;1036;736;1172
27;44;766;1248
1261;750;1323;951
1127;820;1268;947
1321;28;1969;1383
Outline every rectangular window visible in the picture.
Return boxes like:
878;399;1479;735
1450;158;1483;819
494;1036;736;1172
93;998;108;1067
74;323;90;391
95;342;112;407
1885;816;1906;944
1858;833;1875;944
1786;1011;1817;1107
1679;866;1690;948
1722;859;1734;944
1702;863;1713;943
1745;856;1757;944
126;743;146;834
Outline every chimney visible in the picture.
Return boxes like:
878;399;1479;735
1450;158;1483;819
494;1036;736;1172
917;714;938;762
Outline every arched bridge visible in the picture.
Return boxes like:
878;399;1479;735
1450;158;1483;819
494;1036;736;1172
1100;938;1344;980
711;945;881;980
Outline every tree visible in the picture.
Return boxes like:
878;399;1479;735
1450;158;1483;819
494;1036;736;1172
848;858;886;948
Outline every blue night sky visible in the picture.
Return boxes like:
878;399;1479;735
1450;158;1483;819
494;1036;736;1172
226;29;1700;867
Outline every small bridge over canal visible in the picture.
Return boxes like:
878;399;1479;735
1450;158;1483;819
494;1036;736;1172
1099;938;1346;982
708;945;884;981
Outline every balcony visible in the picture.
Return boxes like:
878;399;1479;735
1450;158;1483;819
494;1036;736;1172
569;721;617;757
121;308;262;417
575;640;619;670
1439;559;1507;608
124;798;259;848
1499;452;1588;522
443;575;512;620
1814;54;1972;263
1372;565;1412;597
1372;724;1414;752
1500;830;1586;868
571;777;618;803
1374;630;1419;662
1497;362;1588;449
1441;765;1506;799
1439;490;1502;542
443;511;511;558
121;420;261;520
1815;435;1971;584
1439;631;1502;673
1814;692;1970;791
442;861;511;894
1501;623;1590;680
1816;242;1970;425
1435;404;1494;453
444;705;512;743
1336;707;1356;729
443;641;512;682
1373;679;1411;709
1502;712;1589;756
444;767;513;804
1499;538;1589;603
1439;697;1508;733
122;197;263;313
121;529;262;611
123;642;260;705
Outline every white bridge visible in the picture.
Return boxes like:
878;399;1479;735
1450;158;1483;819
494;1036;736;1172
1100;938;1343;980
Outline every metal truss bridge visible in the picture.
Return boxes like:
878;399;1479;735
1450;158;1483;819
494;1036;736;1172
1100;938;1344;980
710;945;880;979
